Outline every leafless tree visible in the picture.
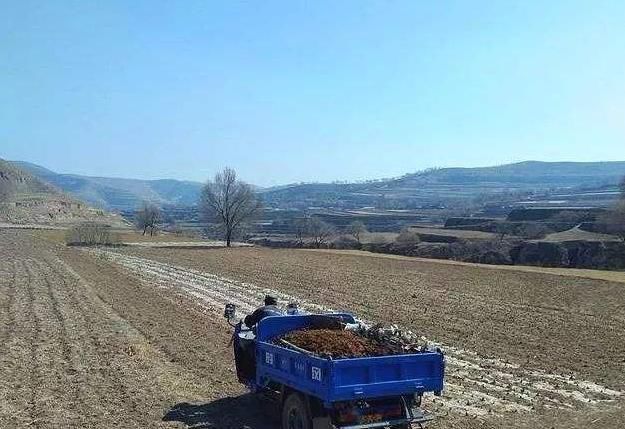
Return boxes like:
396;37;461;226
308;217;335;248
600;201;625;241
135;202;162;236
293;217;309;247
200;167;262;247
492;222;515;241
347;220;367;244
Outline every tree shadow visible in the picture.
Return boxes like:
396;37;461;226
163;393;279;429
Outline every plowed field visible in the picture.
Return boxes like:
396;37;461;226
2;229;625;428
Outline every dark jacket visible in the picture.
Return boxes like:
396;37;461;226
244;305;282;328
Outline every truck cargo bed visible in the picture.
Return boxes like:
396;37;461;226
255;314;445;405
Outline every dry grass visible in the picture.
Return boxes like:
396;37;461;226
360;231;398;243
34;228;202;245
542;226;620;242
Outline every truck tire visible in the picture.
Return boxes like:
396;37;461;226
282;392;312;429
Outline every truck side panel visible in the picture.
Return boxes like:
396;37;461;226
257;342;444;404
256;342;331;399
330;353;444;401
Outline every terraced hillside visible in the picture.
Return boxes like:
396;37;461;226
0;159;122;226
262;161;625;209
13;160;625;213
12;161;203;211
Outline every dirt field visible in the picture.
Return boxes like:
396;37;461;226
112;245;625;427
0;230;275;428
2;229;625;428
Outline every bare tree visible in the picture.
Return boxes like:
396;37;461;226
493;222;513;241
200;167;262;247
347;220;367;244
600;201;625;241
135;202;162;236
293;217;309;247
308;217;335;248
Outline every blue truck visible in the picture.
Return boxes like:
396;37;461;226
225;305;445;429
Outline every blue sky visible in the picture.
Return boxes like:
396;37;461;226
2;1;624;186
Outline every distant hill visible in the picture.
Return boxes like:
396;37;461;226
12;161;203;211
11;160;625;212
261;161;625;209
0;159;123;226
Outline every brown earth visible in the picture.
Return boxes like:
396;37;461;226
0;229;276;429
3;229;625;428
108;244;625;428
116;246;625;392
280;329;398;358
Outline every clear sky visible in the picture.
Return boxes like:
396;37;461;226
2;1;624;186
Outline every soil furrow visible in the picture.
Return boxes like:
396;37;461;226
3;228;625;429
23;260;42;428
0;260;17;344
103;248;624;419
0;259;27;427
42;258;141;427
34;258;108;426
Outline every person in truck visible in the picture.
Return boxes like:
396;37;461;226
235;295;283;384
244;295;282;328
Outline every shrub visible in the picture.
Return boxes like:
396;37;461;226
65;222;119;246
598;201;625;241
333;235;360;250
395;227;420;244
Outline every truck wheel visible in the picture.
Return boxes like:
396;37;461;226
282;392;312;429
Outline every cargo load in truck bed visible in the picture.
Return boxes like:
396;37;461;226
277;323;429;359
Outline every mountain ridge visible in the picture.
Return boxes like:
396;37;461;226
11;160;625;211
261;160;625;209
12;161;204;211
